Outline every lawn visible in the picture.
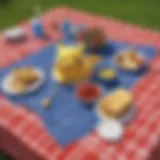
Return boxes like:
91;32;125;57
0;0;159;159
0;0;160;30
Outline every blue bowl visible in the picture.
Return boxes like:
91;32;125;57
117;64;148;75
93;68;119;87
86;43;115;57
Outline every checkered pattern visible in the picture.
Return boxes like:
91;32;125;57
0;7;160;160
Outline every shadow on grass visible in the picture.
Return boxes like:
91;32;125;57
0;151;14;160
0;0;12;7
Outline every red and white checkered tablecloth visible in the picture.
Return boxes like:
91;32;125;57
0;7;160;160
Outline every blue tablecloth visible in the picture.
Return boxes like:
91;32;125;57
0;41;157;146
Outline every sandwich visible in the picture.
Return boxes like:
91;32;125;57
99;89;133;118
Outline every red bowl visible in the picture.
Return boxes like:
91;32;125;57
75;83;102;102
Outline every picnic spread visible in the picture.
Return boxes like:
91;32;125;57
0;7;160;160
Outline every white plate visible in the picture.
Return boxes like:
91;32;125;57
115;49;147;72
1;68;45;95
96;103;136;125
96;120;124;141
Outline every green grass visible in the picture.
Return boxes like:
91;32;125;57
0;0;160;159
0;152;12;160
0;0;160;30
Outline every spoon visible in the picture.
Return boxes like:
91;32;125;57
41;84;59;108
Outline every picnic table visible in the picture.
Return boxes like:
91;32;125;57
0;7;160;160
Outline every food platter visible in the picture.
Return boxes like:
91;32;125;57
1;67;45;95
115;49;148;73
96;104;136;124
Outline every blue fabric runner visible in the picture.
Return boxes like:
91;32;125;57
0;41;157;146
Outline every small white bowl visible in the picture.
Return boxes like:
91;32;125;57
96;120;124;142
4;28;26;41
1;68;45;96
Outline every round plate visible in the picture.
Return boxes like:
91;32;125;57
96;104;136;125
115;49;147;72
96;120;124;141
1;68;45;96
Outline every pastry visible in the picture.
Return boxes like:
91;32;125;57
12;67;39;85
116;49;145;70
11;80;26;92
10;67;39;92
99;89;133;118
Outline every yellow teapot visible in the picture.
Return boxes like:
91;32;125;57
53;44;93;84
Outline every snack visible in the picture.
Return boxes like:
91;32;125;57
11;80;26;92
116;49;145;70
99;89;133;118
10;67;39;93
12;67;39;84
99;68;116;80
